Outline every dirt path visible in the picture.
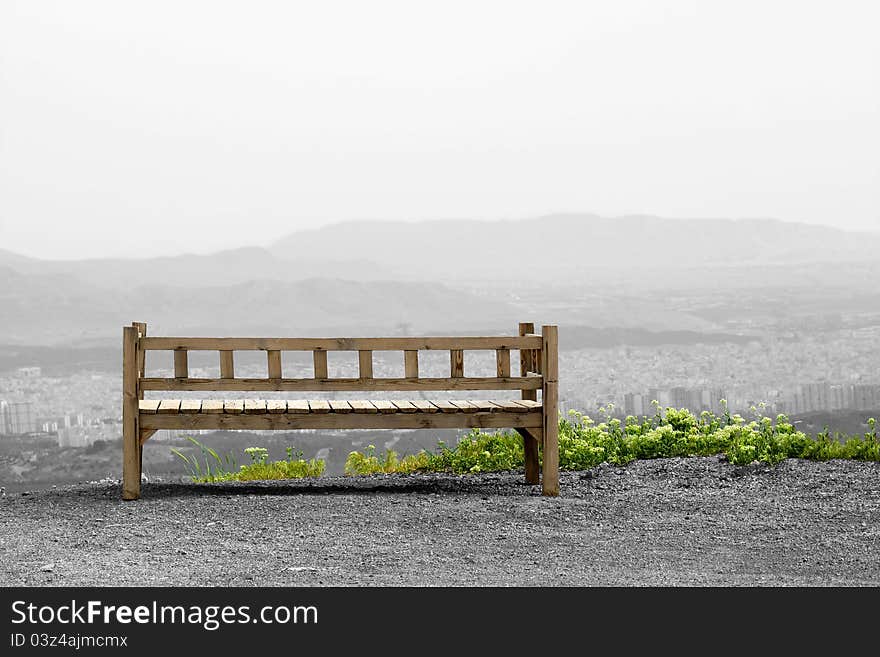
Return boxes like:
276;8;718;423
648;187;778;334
1;457;878;586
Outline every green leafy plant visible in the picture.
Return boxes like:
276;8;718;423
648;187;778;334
344;407;880;476
171;440;324;482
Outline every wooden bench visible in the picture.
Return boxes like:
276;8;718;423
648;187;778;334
122;321;559;499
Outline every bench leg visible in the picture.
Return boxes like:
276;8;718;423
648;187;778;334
542;384;559;497
122;418;141;500
516;428;541;484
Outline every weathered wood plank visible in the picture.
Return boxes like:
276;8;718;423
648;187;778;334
267;350;282;379
404;350;419;378
244;399;267;414
142;336;543;352
140;377;542;392
519;322;540;485
313;351;328;379
370;400;397;414
122;326;140;500
138;399;161;414
496;348;510;378
142;410;543;431
358;350;373;379
410;400;439;413
542;324;559;497
173;349;188;378
489;399;538;412
179;399;202;414
138;428;157;446
223;399;244;414
287;400;311;414
465;400;500;412
448;400;479;412
519;323;538;406
201;400;225;414
391;400;418;413
266;399;288;414
157;399;181;414
133;322;147;382
308;400;330;414
450;350;464;378
328;400;353;413
349;400;379;413
220;351;235;379
431;400;461;413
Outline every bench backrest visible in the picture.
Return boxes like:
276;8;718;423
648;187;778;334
124;322;557;398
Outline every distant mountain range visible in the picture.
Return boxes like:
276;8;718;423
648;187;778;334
3;214;878;288
269;214;880;280
2;214;879;344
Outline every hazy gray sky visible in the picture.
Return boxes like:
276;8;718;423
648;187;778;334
1;0;878;259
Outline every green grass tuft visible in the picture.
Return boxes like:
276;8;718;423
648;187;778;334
171;438;325;483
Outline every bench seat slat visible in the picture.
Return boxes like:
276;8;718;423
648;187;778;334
158;399;181;414
139;400;161;414
224;400;244;414
410;400;439;413
488;400;534;412
179;399;202;414
266;400;288;413
287;400;311;413
201;400;225;414
449;400;479;412
466;400;502;412
370;400;397;414
328;400;353;413
349;400;379;414
138;399;542;416
244;399;267;414
431;400;461;413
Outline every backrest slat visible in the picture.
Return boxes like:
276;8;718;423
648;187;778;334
519;323;538;404
267;350;282;379
220;351;234;379
450;349;464;378
358;350;373;379
404;350;419;379
496;348;510;378
173;349;188;378
313;350;328;379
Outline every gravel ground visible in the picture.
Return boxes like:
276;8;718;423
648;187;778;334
1;457;878;586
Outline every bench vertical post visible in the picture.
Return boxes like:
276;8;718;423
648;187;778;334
122;326;141;500
519;322;540;484
132;322;147;480
541;324;559;496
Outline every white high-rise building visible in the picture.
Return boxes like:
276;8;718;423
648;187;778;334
0;401;36;434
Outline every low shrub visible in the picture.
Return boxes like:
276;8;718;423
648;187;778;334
344;409;880;476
